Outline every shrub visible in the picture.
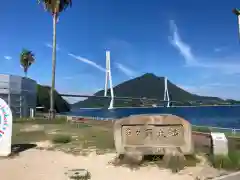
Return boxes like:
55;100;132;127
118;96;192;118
210;154;238;170
228;150;240;169
52;135;72;144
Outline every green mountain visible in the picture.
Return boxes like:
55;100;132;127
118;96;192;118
72;73;233;108
37;84;70;113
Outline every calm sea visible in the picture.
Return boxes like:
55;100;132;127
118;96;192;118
62;105;240;129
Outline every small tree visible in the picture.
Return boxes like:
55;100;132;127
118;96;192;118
20;49;35;77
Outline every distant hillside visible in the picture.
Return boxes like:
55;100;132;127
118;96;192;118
72;73;231;108
37;84;70;113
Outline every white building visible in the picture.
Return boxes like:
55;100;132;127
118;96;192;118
0;74;37;118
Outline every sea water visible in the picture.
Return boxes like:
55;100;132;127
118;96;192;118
62;105;240;129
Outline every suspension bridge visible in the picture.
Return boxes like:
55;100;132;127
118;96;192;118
59;50;171;109
59;50;225;109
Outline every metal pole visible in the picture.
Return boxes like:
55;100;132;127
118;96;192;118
20;95;22;118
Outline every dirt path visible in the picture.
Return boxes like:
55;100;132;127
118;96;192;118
0;149;208;180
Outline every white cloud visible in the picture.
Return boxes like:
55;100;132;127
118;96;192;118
115;62;136;78
68;53;106;72
169;20;240;74
169;20;197;66
4;56;12;60
45;43;60;51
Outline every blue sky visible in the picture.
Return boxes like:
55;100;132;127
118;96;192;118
1;0;240;102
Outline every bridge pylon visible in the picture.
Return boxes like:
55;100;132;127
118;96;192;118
164;77;170;107
104;50;114;109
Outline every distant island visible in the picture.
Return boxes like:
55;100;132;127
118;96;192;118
72;73;240;109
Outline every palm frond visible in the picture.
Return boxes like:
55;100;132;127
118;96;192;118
233;8;240;15
20;49;35;73
38;0;72;14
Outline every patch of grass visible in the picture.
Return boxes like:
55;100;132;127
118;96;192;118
210;155;235;170
12;119;115;155
80;128;114;150
185;154;200;166
192;126;211;133
209;150;240;170
12;130;48;144
228;150;240;167
70;123;92;129
192;126;240;137
52;134;72;144
13;117;67;124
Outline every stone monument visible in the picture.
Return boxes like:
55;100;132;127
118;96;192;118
113;114;194;156
0;98;13;156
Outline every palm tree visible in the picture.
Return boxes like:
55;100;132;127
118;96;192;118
233;8;240;41
38;0;72;120
20;49;35;77
233;8;240;15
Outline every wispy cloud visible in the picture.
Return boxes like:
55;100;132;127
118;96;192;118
214;48;222;52
68;53;106;72
169;20;240;74
169;20;197;66
4;56;12;60
45;43;60;51
115;62;136;78
214;46;227;53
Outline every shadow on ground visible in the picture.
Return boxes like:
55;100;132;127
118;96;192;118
9;143;37;157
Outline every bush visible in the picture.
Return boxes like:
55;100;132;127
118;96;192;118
52;135;72;144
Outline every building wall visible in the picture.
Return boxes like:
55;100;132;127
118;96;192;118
21;77;37;117
0;74;37;118
0;74;10;96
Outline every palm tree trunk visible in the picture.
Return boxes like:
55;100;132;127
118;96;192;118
49;13;57;120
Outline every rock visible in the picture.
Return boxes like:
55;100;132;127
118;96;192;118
163;147;186;173
124;151;143;165
66;169;90;180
